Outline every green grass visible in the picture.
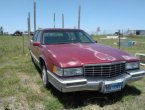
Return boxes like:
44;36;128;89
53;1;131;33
44;98;63;110
0;35;145;110
93;35;145;54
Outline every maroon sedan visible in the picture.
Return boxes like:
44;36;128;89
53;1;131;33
29;28;145;93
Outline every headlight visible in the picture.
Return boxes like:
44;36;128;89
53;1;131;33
52;66;63;76
53;66;83;77
126;62;139;70
64;68;83;76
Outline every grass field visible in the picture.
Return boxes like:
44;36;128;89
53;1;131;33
0;35;145;110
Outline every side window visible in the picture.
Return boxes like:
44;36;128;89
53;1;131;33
32;31;39;42
37;31;42;42
78;32;91;42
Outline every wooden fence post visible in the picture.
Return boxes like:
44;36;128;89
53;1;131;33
118;30;121;49
22;34;24;54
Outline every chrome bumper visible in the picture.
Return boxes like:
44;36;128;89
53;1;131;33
47;69;145;93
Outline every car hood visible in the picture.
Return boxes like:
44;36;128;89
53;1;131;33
44;43;138;68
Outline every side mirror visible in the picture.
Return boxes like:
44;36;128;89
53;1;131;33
33;42;40;47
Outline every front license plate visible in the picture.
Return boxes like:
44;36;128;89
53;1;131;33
104;82;122;93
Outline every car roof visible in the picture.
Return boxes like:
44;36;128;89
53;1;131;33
37;28;83;32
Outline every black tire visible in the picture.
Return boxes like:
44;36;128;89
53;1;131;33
41;63;49;87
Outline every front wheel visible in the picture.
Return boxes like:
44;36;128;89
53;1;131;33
42;64;49;87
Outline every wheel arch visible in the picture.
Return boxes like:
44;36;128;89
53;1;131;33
39;57;47;69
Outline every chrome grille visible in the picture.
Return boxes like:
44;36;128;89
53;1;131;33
84;62;126;78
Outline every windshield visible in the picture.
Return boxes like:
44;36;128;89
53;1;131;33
42;30;95;45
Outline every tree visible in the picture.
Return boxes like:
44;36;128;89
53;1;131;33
0;26;3;35
96;27;101;35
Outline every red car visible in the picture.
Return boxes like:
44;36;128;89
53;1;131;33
29;28;145;93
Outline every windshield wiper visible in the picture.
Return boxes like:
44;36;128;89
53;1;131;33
81;42;93;43
58;42;70;44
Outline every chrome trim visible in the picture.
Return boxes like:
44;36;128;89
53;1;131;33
84;62;126;78
47;70;87;92
46;68;145;93
127;69;145;77
83;61;126;66
30;50;39;63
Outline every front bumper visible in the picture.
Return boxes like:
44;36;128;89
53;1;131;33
47;69;145;93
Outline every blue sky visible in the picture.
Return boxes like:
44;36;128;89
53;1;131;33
0;0;145;34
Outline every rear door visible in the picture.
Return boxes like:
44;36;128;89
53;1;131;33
34;31;43;59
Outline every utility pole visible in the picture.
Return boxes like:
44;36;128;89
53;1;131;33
62;14;64;28
54;13;55;28
28;12;31;38
34;0;36;32
78;5;81;29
